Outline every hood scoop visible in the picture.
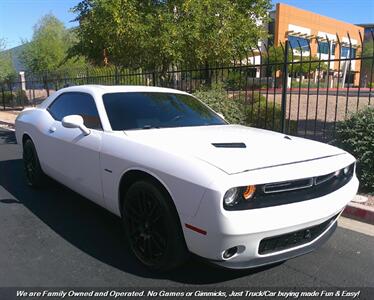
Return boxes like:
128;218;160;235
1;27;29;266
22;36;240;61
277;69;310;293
212;142;246;148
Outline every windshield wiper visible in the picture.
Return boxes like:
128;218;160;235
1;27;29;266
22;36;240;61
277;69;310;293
142;125;160;129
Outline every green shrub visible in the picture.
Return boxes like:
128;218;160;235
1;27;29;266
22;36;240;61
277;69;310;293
245;96;297;133
193;85;297;134
334;107;374;193
193;85;248;125
0;90;28;106
223;70;262;90
1;90;28;105
224;71;247;90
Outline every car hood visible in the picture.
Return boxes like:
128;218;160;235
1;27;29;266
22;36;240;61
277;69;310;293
124;125;345;175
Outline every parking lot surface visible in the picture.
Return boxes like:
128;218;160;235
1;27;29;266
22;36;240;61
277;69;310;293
0;128;373;288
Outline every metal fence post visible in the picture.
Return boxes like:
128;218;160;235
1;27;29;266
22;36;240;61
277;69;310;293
115;66;119;85
1;86;5;110
86;67;90;84
43;75;50;97
281;40;289;134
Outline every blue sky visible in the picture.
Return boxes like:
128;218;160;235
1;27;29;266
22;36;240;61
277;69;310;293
0;0;373;50
0;0;79;49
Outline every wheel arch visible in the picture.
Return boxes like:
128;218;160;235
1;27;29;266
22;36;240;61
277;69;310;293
118;168;177;218
22;132;33;145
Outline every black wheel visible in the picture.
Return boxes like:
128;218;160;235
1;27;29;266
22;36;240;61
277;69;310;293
23;139;45;188
122;179;189;272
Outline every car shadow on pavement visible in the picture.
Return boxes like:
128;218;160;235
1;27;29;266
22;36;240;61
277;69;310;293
0;129;17;144
0;157;280;284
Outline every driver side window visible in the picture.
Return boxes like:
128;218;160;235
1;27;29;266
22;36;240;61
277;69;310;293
47;92;102;130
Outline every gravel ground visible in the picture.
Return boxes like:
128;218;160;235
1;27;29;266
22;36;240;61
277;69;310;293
231;92;373;123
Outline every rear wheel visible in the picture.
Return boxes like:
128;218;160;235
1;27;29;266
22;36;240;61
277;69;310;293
122;179;188;272
23;139;46;188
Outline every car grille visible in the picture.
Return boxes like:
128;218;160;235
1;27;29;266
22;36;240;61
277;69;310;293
263;178;313;193
258;213;339;255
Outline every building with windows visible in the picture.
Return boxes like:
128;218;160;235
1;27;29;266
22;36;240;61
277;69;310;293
356;23;374;41
268;3;365;86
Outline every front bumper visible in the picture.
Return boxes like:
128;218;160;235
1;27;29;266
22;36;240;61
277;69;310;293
181;174;359;269
209;212;338;269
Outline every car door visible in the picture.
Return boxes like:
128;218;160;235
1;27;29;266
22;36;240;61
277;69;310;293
42;92;104;206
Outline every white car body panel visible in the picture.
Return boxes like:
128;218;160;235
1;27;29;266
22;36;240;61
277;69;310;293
15;85;358;269
125;125;345;175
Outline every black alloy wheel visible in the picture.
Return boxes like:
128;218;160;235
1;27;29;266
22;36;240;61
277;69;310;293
23;139;45;187
122;180;188;272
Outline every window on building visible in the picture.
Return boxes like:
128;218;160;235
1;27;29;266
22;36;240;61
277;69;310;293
341;46;356;58
288;35;310;52
317;42;336;55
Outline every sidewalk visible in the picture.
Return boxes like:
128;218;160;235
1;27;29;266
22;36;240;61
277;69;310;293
0;110;19;129
0;109;373;225
342;196;374;225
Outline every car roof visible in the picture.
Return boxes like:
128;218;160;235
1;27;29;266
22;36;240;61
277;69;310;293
61;85;189;95
38;85;191;109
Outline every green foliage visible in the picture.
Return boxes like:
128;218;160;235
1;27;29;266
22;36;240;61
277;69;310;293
245;93;297;133
70;0;180;70
20;14;85;73
0;38;17;83
224;70;256;90
176;0;271;67
335;107;374;193
0;90;27;106
193;85;248;125
193;85;296;133
266;46;328;75
70;0;271;70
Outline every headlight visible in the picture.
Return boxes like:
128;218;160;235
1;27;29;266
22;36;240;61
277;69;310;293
223;187;239;207
223;185;256;209
343;166;350;175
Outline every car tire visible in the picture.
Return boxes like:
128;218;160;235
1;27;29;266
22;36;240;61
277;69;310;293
23;138;46;188
122;179;189;272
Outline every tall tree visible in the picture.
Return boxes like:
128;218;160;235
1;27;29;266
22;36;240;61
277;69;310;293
21;14;85;74
70;0;271;71
0;38;16;83
176;0;270;67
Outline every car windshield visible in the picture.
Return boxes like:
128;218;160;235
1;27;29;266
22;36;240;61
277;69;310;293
102;92;227;130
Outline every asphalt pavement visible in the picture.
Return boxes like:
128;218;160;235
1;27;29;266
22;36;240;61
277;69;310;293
0;128;373;289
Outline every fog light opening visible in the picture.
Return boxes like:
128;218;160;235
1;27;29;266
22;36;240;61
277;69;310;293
223;246;238;259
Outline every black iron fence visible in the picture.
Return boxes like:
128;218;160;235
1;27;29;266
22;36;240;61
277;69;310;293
1;31;373;142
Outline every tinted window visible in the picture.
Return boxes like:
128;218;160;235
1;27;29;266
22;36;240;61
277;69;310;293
103;92;226;130
48;92;101;129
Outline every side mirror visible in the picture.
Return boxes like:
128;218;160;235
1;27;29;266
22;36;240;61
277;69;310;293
217;113;225;120
62;115;90;136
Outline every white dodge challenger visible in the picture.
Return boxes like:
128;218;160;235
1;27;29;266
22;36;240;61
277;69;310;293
15;85;358;271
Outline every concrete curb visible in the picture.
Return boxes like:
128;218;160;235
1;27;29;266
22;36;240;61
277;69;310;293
343;201;374;225
0;120;15;130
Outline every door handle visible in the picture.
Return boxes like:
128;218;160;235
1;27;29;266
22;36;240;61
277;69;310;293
49;126;56;133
